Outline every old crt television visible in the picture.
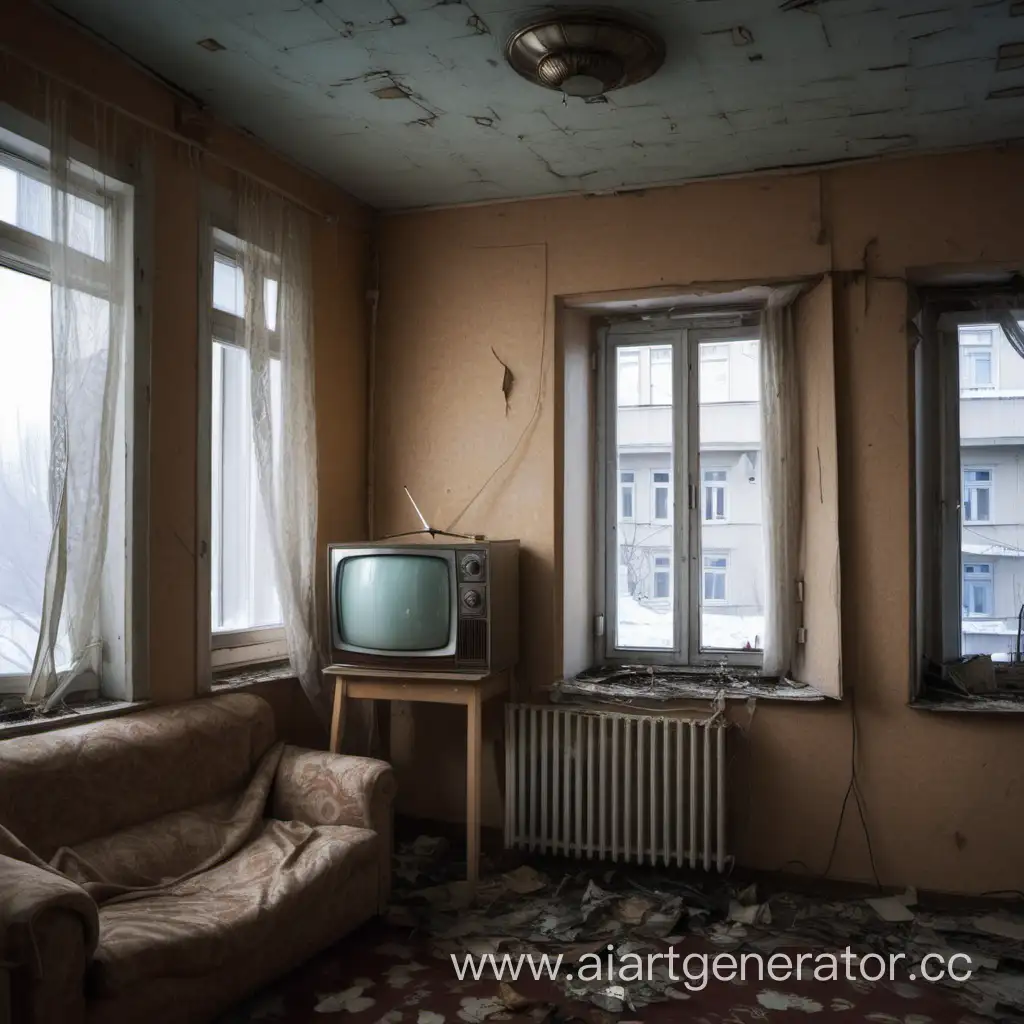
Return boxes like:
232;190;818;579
328;540;519;673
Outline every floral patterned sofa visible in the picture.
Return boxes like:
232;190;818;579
0;692;395;1024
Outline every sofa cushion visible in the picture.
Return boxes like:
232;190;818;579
0;695;276;859
53;792;240;891
90;819;379;995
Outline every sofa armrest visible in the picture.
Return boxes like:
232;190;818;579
0;853;98;1024
271;746;396;832
271;747;396;911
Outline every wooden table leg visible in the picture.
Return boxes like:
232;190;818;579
329;676;347;754
466;688;482;884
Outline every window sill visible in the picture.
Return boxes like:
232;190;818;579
553;664;829;705
0;698;148;740
211;659;295;693
910;690;1024;714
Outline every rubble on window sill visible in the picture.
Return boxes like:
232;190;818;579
915;658;1024;712
551;664;826;708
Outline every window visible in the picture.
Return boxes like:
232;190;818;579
619;471;635;521
207;230;286;669
0;129;138;700
962;562;993;618
650;346;672;405
603;326;763;663
962;468;991;523
653;555;671;599
699;344;729;403
959;329;995;388
617;348;640;407
702;469;728;522
702;554;728;604
652;470;671;522
918;308;1024;671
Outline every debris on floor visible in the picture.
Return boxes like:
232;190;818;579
388;837;1024;1022
219;835;1024;1023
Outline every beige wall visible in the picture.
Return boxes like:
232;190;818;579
0;2;369;728
376;148;1024;895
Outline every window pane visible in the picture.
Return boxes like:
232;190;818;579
616;348;640;407
650;346;672;404
654;486;668;521
699;338;763;651
0;266;72;675
211;339;283;632
213;255;244;316
959;321;1024;659
0;164;106;260
699;345;729;403
616;344;672;649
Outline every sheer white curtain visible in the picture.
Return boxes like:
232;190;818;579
760;286;803;679
24;87;128;709
237;179;324;714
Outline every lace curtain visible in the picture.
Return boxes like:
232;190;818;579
21;87;129;709
237;179;324;715
759;285;803;679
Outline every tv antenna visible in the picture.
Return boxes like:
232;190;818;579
379;487;485;543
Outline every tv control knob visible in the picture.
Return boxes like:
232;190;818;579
463;589;482;609
464;557;481;577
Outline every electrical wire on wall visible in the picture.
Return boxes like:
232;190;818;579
446;242;550;533
822;681;882;888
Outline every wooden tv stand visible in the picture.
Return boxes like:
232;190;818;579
323;665;510;883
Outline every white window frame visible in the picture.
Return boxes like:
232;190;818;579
917;306;1023;671
597;318;762;668
651;469;671;523
702;552;729;605
198;198;286;678
961;561;993;618
962;466;993;524
702;467;729;523
0;111;149;702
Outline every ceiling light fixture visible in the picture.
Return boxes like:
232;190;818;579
504;11;665;99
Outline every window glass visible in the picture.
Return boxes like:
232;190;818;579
616;344;672;649
958;322;1024;659
699;339;763;651
210;234;283;637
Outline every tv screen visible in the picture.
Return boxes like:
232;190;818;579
338;554;452;652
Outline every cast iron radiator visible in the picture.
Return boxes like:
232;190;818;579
504;704;729;871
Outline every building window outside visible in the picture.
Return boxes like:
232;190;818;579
652;470;670;522
959;329;995;389
703;469;727;522
703;554;728;604
699;344;729;403
963;468;992;523
653;555;671;600
620;470;635;521
962;562;993;618
650;346;672;405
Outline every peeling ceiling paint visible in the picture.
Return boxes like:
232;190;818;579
43;0;1024;209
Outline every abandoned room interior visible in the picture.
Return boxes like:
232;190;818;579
2;0;1024;1021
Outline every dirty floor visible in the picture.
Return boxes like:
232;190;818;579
218;838;1024;1024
